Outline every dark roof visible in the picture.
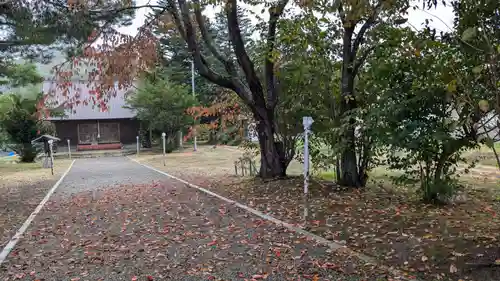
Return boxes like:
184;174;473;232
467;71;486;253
44;80;137;121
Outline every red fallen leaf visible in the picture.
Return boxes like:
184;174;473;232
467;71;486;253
147;276;154;281
238;272;245;278
311;220;321;226
207;240;217;246
252;274;265;279
321;262;339;269
274;249;281;257
207;276;215;280
131;276;138;281
30;271;36;276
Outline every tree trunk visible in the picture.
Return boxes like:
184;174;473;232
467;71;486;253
336;24;364;188
339;126;362;187
255;110;286;178
338;63;362;187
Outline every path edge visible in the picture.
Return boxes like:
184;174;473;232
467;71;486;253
0;159;76;265
128;156;417;280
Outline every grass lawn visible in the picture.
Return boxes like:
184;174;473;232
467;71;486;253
0;158;72;187
134;145;500;281
463;144;500;167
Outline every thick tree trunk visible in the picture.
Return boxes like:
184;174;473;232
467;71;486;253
339;126;362;187
338;63;362;187
336;24;363;187
255;110;286;178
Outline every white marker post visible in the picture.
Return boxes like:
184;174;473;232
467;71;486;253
136;136;140;156
302;116;314;220
48;139;54;175
162;132;166;166
179;131;183;148
67;139;71;159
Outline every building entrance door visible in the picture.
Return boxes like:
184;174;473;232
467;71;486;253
77;123;98;144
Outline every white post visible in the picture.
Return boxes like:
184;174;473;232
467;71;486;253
136;136;140;156
162;132;166;166
302;116;314;220
192;60;197;152
48;140;54;175
179;131;183;148
67;139;71;159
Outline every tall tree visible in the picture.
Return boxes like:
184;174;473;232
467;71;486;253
126;70;197;149
1;0;136;82
298;0;411;187
169;0;291;177
58;0;292;178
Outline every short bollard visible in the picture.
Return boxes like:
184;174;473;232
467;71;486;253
67;139;71;159
136;136;140;156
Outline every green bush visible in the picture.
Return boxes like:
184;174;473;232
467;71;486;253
0;94;54;162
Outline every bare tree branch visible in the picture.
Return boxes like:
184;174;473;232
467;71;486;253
191;0;239;78
176;0;251;102
351;2;383;58
337;1;346;23
353;45;376;75
226;0;263;102
265;0;289;109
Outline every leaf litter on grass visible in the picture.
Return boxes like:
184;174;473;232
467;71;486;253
0;179;395;281
0;160;73;250
138;148;500;281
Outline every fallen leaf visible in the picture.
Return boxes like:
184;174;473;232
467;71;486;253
421;255;428;262
449;264;458;273
131;276;138;281
274;249;281;257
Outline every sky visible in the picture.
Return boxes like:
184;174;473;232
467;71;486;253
117;0;456;36
33;0;455;77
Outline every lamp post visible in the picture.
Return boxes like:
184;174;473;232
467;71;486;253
192;60;197;152
162;132;166;166
302;116;314;220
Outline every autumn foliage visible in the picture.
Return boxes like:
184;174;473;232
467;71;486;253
183;99;243;143
41;22;158;116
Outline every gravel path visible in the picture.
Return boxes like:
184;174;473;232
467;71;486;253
53;157;166;196
0;157;388;281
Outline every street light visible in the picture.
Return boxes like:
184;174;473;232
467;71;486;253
192;60;197;152
302;116;314;221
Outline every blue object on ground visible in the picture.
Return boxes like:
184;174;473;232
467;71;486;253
7;151;15;156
